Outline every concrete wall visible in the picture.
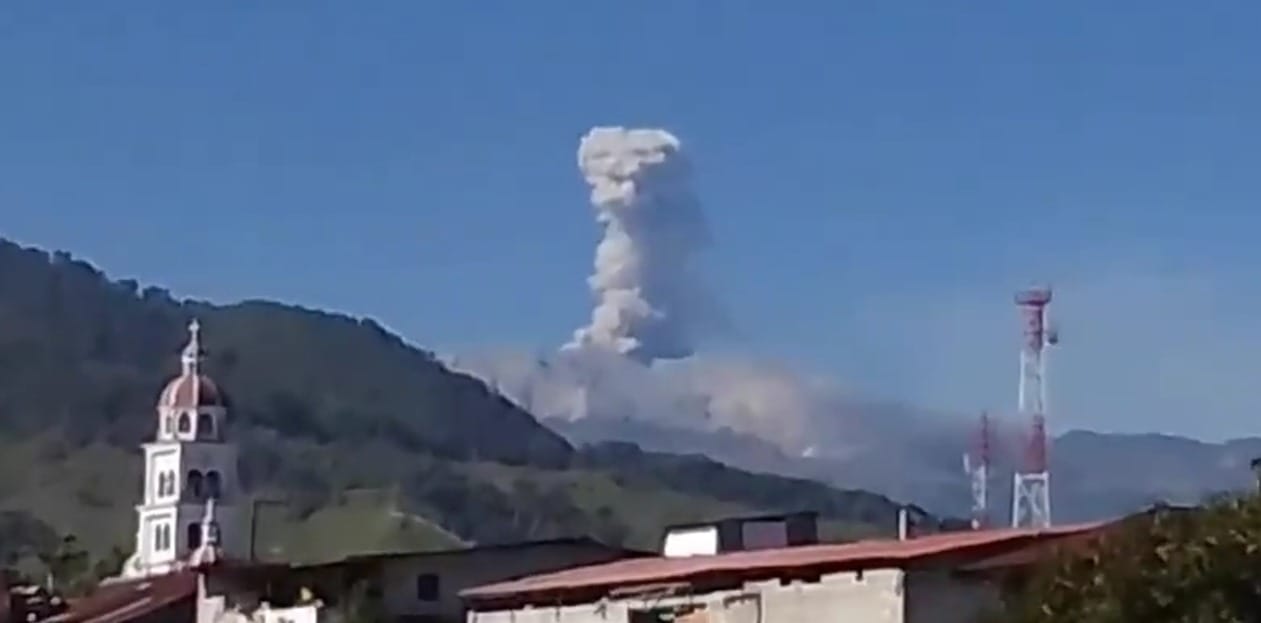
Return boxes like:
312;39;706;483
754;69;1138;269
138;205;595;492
379;544;632;621
467;568;906;623
904;571;1001;623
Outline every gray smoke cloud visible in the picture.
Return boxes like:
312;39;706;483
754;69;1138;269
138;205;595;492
565;127;714;364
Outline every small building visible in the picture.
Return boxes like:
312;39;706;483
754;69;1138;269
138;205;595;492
290;537;644;623
460;523;1104;623
660;512;819;558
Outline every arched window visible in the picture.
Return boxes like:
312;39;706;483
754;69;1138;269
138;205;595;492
156;472;169;498
197;412;215;439
187;523;202;550
178;412;192;433
161;415;171;435
153;524;171;552
206;471;223;500
187;470;204;500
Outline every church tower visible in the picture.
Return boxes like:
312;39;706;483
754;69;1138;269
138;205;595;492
122;320;244;578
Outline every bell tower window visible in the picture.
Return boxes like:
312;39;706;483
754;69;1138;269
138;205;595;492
197;412;215;439
187;470;204;500
206;471;223;500
178;412;192;433
188;523;202;550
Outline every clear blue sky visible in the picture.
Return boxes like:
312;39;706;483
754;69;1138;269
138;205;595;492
3;3;1259;439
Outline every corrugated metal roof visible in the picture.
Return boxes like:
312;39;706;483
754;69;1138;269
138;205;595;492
50;571;197;623
296;536;648;569
462;522;1104;605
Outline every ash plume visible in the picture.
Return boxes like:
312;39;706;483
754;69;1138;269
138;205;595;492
565;127;715;364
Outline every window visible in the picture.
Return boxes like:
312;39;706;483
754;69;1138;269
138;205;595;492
188;523;202;550
153;525;171;552
187;470;204;500
206;470;222;500
156;472;173;498
197;412;215;438
178;412;192;433
415;574;440;601
161;415;171;435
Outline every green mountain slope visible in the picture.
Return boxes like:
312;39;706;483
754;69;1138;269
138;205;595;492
0;238;943;582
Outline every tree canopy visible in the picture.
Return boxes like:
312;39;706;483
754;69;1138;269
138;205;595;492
999;494;1261;623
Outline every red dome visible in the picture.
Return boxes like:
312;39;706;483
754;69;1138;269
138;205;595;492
158;373;226;409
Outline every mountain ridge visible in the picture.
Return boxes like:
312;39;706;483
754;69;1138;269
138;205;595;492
454;347;1261;523
0;237;938;587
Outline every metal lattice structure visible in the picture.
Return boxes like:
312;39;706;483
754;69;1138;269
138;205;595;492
962;412;991;529
1011;286;1055;529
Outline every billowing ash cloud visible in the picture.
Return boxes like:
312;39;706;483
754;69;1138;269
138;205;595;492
565;127;715;364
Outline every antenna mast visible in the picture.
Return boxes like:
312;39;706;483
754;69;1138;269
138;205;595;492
1011;286;1055;529
962;412;991;530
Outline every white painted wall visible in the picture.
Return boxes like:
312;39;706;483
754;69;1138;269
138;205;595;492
662;526;719;558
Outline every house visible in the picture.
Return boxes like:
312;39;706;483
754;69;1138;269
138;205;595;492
460;522;1105;623
289;537;644;623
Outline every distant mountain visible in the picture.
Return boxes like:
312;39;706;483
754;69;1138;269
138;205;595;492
0;238;935;586
453;348;1261;525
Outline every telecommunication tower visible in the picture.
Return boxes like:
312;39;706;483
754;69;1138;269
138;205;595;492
962;412;991;530
1011;286;1056;529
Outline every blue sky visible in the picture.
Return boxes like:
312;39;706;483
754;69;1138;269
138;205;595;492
2;3;1259;439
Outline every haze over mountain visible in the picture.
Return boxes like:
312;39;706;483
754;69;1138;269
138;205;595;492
0;235;940;585
448;126;1261;524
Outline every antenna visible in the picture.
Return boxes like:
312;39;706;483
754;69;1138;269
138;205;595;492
1011;286;1054;529
962;412;992;530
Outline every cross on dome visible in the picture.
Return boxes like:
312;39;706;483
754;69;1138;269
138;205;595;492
180;319;203;376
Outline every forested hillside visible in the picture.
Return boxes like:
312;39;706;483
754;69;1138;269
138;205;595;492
0;238;944;589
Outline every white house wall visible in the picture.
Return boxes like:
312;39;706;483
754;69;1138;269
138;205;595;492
467;568;906;623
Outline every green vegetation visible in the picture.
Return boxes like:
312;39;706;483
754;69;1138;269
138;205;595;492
996;495;1261;622
0;238;941;590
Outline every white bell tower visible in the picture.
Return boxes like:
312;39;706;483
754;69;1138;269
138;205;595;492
121;320;245;578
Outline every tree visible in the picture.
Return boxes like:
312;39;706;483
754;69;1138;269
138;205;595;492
37;535;94;596
997;496;1261;623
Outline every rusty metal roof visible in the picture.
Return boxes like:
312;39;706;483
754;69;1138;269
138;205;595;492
462;522;1104;606
50;571;197;623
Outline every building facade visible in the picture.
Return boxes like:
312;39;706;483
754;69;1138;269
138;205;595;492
291;538;642;623
462;525;1103;623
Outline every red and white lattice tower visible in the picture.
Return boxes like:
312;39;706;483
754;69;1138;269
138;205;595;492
1011;286;1056;529
962;412;992;530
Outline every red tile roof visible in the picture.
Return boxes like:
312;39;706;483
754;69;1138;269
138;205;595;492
50;571;197;623
462;523;1104;606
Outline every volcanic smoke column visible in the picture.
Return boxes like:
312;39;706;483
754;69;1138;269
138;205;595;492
566;127;712;364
